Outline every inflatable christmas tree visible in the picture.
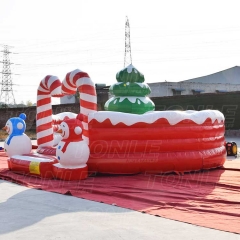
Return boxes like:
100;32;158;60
104;64;155;114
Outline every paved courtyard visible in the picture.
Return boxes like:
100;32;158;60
0;137;239;239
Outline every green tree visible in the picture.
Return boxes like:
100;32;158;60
0;103;8;108
26;100;33;107
104;64;155;114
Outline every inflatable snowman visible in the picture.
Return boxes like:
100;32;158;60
52;112;78;146
55;115;89;168
2;113;32;157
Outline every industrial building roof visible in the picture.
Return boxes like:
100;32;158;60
180;66;240;84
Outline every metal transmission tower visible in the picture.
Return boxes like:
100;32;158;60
0;45;16;106
124;16;132;67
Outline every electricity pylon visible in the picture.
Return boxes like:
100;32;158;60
0;45;16;106
124;16;132;67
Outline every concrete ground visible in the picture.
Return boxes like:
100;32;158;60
0;138;240;239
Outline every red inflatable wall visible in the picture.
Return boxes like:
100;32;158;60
88;117;226;174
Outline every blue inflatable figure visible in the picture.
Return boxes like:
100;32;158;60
2;113;32;157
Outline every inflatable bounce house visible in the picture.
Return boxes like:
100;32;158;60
3;65;226;180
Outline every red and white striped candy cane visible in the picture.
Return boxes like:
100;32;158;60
62;69;97;142
37;75;63;147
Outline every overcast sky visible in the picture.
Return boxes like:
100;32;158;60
1;0;240;104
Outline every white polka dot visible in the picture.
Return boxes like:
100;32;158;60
17;122;23;129
74;126;82;135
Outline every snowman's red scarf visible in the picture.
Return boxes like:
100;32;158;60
60;138;83;153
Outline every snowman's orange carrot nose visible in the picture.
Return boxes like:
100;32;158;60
56;129;63;134
2;126;7;131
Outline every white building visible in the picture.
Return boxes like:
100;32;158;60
60;84;107;105
148;66;240;97
60;95;76;104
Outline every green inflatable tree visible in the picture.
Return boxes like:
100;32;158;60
104;64;155;114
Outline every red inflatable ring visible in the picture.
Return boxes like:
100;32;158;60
87;110;226;174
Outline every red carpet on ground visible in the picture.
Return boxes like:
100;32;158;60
0;151;239;234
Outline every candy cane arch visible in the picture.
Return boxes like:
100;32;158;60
61;69;97;142
36;69;97;148
37;75;63;147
